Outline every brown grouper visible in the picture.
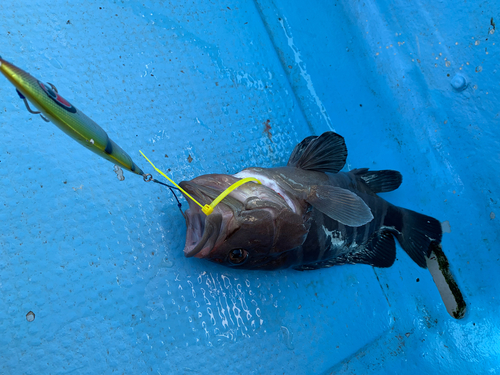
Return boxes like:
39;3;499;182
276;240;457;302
179;132;442;270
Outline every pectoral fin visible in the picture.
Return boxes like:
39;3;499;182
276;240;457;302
306;185;373;227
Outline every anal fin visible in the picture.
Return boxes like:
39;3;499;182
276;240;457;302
351;230;396;267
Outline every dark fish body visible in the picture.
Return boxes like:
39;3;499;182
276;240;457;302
179;132;442;271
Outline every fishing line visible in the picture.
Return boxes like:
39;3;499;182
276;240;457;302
150;178;185;218
140;151;262;216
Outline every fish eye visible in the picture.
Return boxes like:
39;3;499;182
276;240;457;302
228;249;249;265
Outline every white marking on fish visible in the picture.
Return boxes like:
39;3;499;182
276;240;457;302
322;226;345;247
234;170;296;213
278;173;304;188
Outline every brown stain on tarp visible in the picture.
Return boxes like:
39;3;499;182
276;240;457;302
263;119;272;141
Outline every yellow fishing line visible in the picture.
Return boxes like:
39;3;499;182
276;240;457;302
140;151;261;215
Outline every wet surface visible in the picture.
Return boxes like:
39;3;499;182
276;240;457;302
0;0;499;374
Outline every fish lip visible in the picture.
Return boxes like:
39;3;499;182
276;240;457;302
183;205;206;257
180;181;222;258
184;211;223;258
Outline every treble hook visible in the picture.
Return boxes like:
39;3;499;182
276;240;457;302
16;89;50;122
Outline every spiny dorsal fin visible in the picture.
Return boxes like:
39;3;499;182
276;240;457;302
287;135;317;166
287;132;347;173
353;168;403;193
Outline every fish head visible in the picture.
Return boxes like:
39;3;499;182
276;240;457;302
179;174;310;270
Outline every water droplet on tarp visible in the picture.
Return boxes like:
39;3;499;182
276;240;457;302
26;311;35;322
280;326;294;350
164;257;174;268
114;165;125;181
441;220;451;233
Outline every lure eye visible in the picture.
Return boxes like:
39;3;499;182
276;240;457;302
228;249;249;265
38;81;76;113
46;87;57;99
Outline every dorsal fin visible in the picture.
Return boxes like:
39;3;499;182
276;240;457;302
287;135;317;165
353;168;403;193
287;132;347;173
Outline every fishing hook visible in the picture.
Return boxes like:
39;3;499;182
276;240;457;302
16;89;50;122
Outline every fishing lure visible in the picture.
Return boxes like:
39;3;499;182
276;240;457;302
0;56;145;177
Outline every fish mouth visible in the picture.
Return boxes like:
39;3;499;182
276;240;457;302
183;208;222;258
179;181;224;258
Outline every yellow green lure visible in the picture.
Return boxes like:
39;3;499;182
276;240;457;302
0;56;145;176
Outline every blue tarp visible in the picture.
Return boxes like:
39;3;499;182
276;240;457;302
0;0;498;373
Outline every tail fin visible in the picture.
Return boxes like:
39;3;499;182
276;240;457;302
386;205;443;268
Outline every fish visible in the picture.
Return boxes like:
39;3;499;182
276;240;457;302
178;132;442;270
0;57;145;176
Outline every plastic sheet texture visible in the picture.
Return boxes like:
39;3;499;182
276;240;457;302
0;0;498;374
